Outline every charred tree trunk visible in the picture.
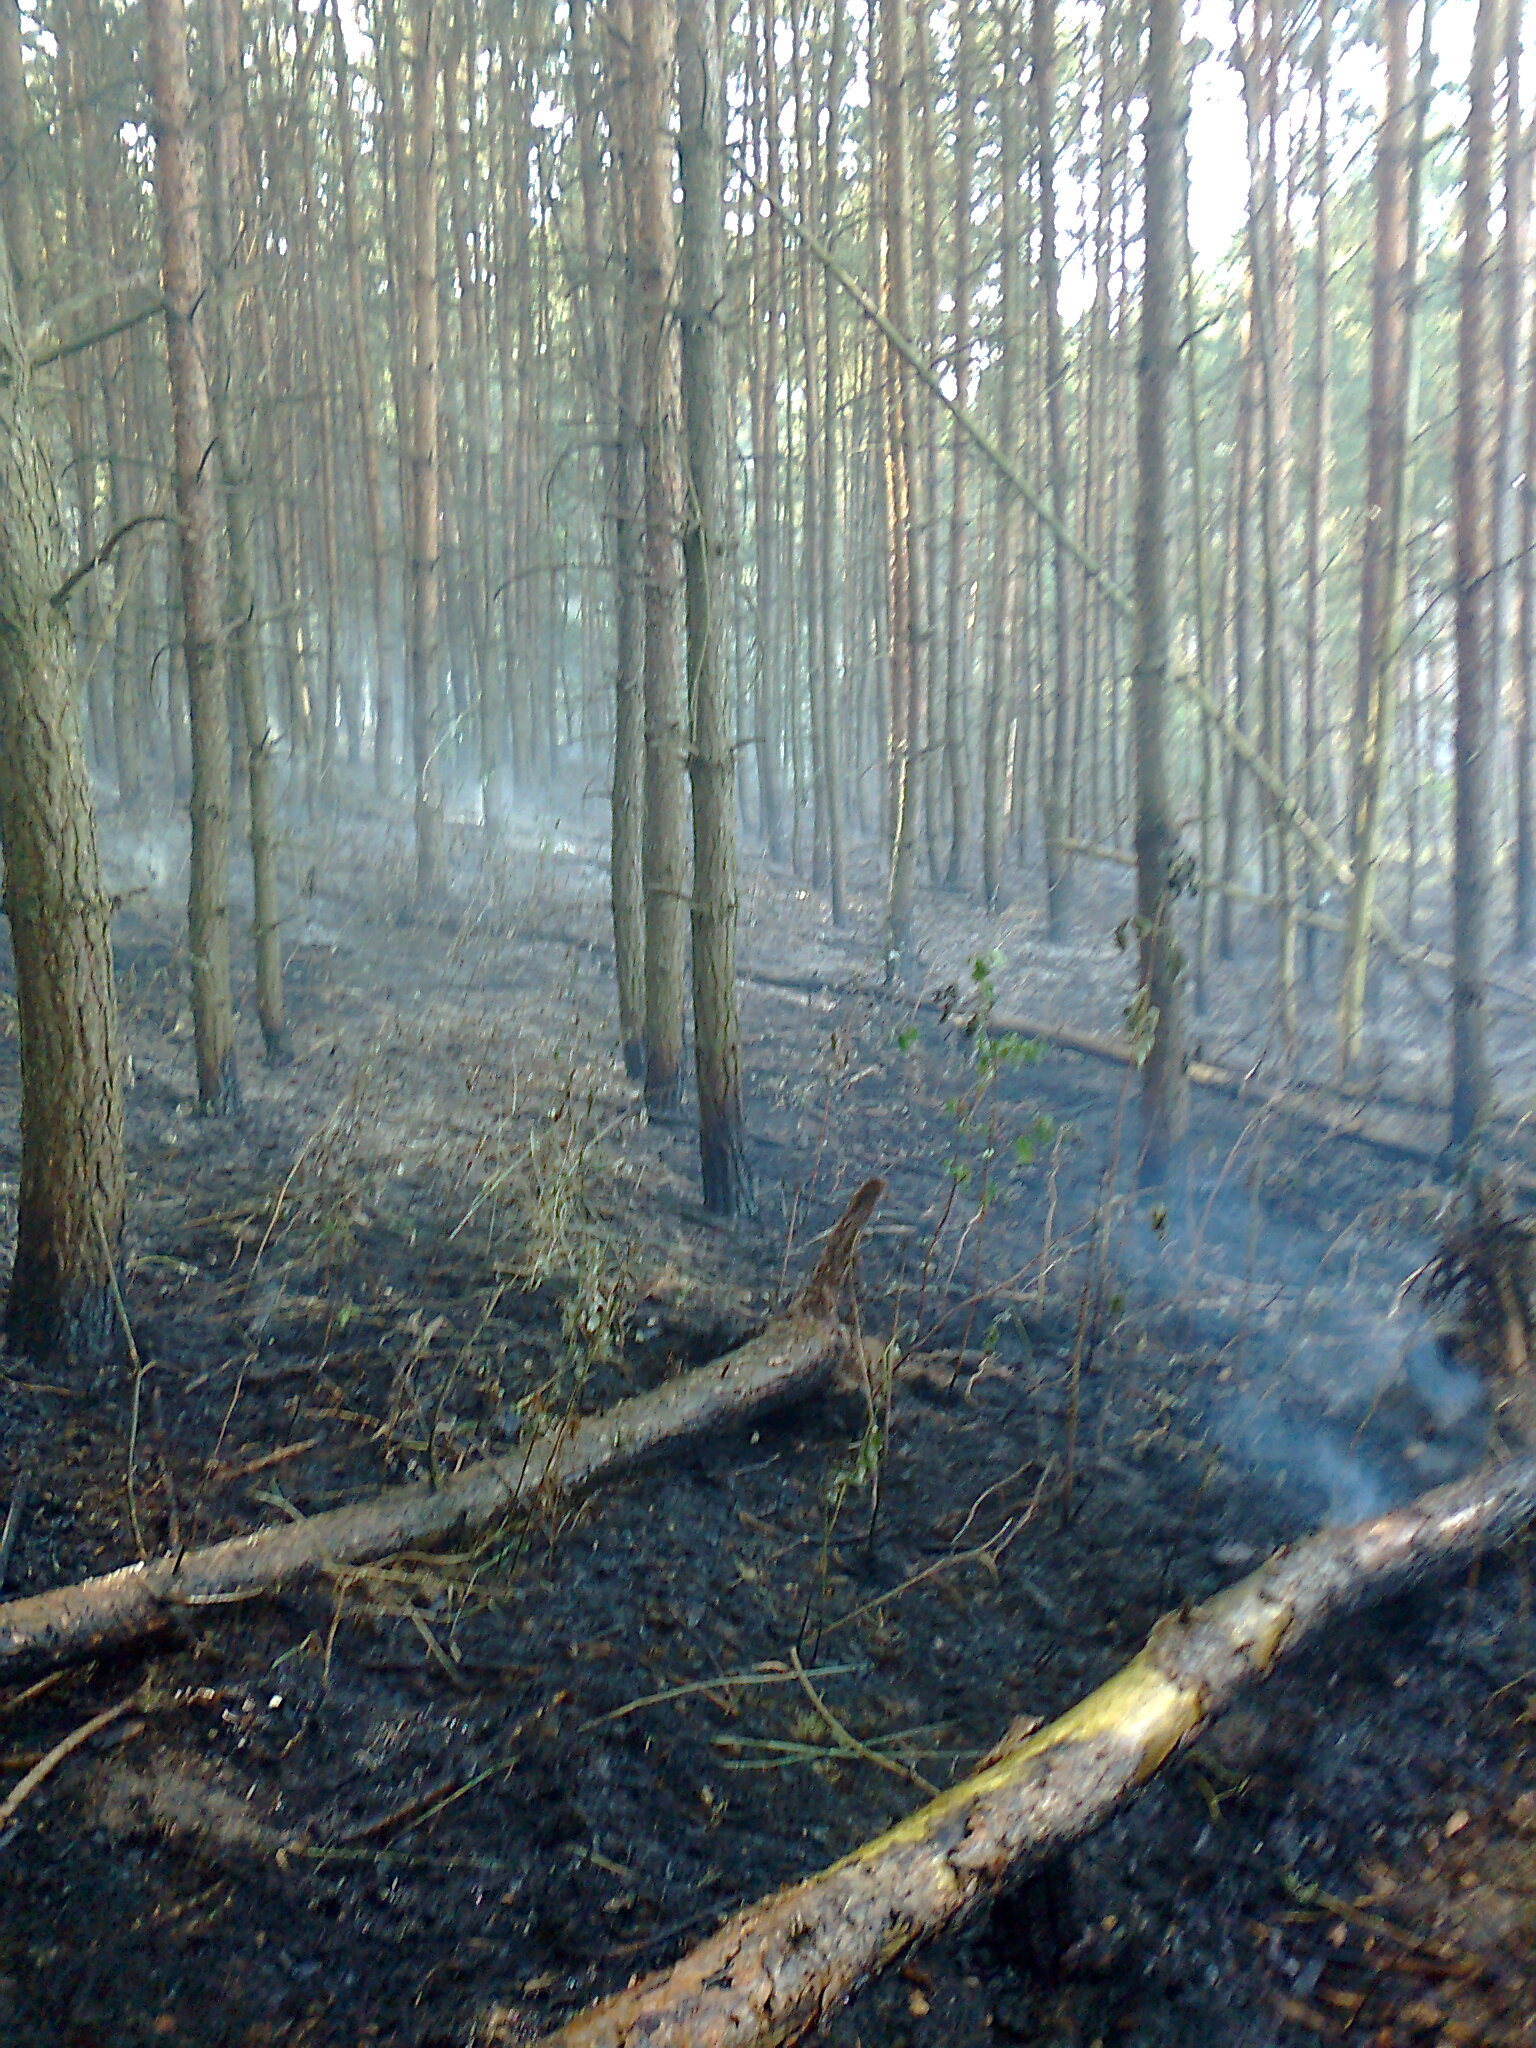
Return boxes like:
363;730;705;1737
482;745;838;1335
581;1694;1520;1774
1130;0;1188;1180
678;0;751;1216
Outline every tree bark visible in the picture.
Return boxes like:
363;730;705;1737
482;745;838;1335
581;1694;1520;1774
1449;0;1504;1154
604;0;648;1080
878;0;927;970
982;11;1022;915
1338;0;1414;1071
1130;0;1188;1180
405;0;447;901
632;0;689;1115
0;205;126;1366
208;0;288;1066
331;0;396;796
147;0;239;1116
1035;0;1076;939
678;0;752;1217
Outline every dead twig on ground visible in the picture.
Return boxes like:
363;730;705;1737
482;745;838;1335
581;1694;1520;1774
0;1477;27;1593
0;1694;137;1839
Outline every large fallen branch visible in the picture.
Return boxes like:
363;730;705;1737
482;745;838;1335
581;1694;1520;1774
536;1451;1536;2048
0;1180;883;1684
978;1008;1536;1181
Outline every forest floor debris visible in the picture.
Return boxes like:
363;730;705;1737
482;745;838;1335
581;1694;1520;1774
0;797;1534;2047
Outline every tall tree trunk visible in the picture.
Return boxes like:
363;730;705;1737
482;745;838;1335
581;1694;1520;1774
0;219;125;1361
818;0;848;924
1240;0;1299;1056
331;0;395;795
1449;0;1505;1154
982;11;1022;914
406;0;446;900
147;0;240;1115
1132;0;1189;1181
942;0;975;893
599;0;647;1078
0;0;41;340
879;0;926;967
1299;0;1334;987
747;2;785;861
1338;0;1432;1067
631;0;689;1113
1490;0;1528;945
208;0;287;1065
678;0;751;1216
1035;0;1075;938
1515;181;1536;955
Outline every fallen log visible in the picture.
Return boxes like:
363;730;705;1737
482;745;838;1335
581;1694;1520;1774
978;1009;1536;1185
0;1180;883;1685
534;1451;1536;2048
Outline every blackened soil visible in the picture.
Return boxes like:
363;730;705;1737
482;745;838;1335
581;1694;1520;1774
1;797;1533;2048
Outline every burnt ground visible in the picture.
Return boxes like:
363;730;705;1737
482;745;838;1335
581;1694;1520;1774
1;789;1535;2048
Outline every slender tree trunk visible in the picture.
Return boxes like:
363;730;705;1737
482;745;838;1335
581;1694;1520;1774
679;0;751;1216
818;0;848;924
1300;0;1334;988
632;0;689;1113
1218;337;1255;961
1490;0;1528;943
1338;0;1416;1067
331;0;395;795
942;0;975;893
600;0;647;1078
1515;188;1536;955
406;0;446;901
1449;0;1505;1153
748;4;785;861
148;0;239;1115
982;17;1022;914
1132;0;1189;1181
209;0;287;1064
879;0;927;967
1035;0;1075;938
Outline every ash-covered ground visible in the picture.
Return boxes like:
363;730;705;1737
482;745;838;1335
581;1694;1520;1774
1;791;1533;2048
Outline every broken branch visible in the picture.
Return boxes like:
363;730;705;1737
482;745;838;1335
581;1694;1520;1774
975;1009;1534;1182
0;1181;882;1683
